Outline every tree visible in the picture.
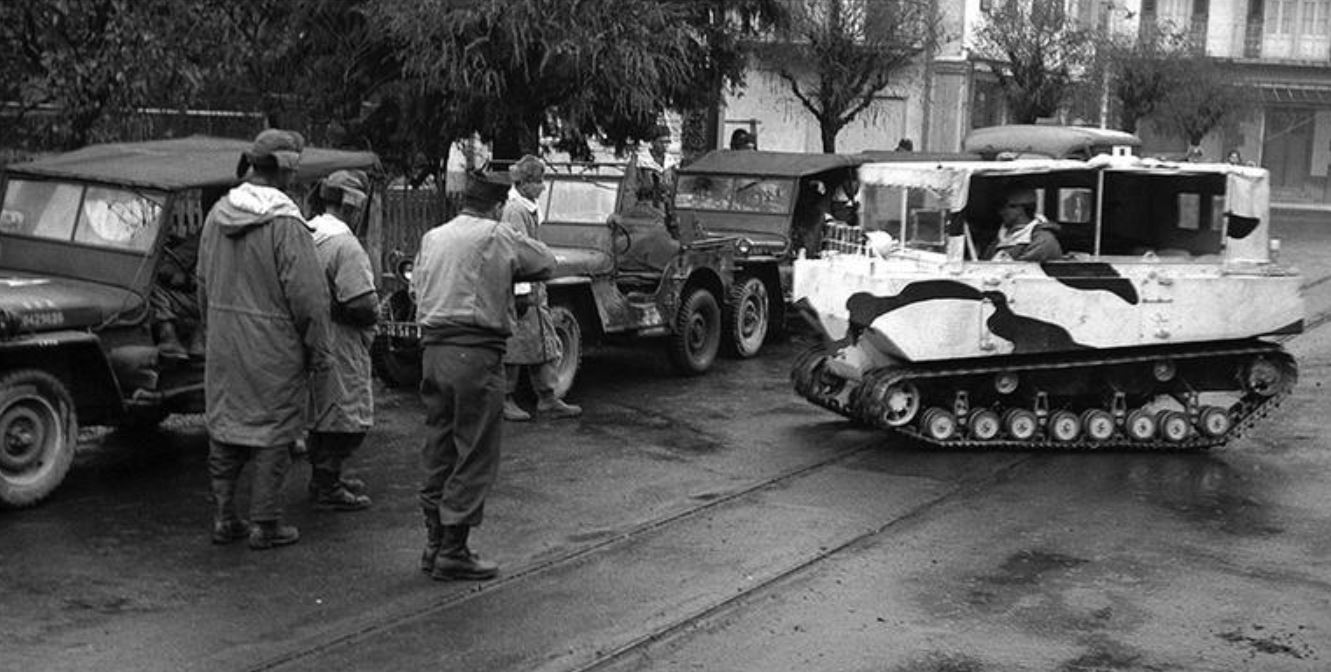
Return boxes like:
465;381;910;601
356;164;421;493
1153;54;1250;146
765;0;941;153
0;0;226;149
1081;24;1192;133
973;0;1093;124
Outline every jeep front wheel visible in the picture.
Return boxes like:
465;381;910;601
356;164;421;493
724;276;770;359
371;289;423;388
668;287;721;375
0;371;78;508
549;305;583;399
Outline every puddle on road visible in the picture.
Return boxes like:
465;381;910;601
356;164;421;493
1111;455;1283;536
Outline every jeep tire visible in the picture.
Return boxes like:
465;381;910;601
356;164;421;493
723;276;770;359
0;370;78;508
668;287;721;375
549;305;583;399
371;289;423;388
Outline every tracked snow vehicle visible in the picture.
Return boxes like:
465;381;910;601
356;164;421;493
791;154;1303;449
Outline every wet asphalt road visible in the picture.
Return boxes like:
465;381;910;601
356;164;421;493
2;213;1331;672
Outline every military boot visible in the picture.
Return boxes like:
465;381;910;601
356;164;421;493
210;478;249;545
310;468;371;511
429;525;499;581
248;521;300;550
537;394;582;419
503;396;531;422
420;508;444;574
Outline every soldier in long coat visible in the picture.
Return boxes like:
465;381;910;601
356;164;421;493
197;129;331;550
501;156;580;421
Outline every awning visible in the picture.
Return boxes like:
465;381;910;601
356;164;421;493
1259;85;1331;105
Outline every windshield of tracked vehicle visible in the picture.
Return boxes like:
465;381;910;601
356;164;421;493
1;179;164;253
543;178;619;223
860;183;948;252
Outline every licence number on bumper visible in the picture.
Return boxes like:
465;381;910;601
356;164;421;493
380;321;421;339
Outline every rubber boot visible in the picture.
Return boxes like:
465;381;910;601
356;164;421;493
312;482;372;512
421;508;444;574
210;478;249;545
503;396;531;422
537;393;582;419
430;525;499;581
248;520;300;550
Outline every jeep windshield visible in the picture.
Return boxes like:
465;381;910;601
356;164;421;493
1;178;165;254
541;178;620;223
674;175;793;214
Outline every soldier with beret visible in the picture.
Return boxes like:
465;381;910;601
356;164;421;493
197;129;332;550
412;171;557;581
305;170;378;511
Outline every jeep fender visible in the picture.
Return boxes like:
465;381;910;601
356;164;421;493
0;330;124;426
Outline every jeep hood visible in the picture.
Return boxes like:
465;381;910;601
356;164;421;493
0;271;144;332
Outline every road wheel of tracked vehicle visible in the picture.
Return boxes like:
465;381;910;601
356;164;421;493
0;371;77;508
877;382;921;427
1124;408;1157;442
371;289;423;388
549;305;582;399
1003;408;1039;441
1196;405;1233;438
920;408;958;441
1081;409;1116;442
1048;410;1081;442
967;409;1001;440
1157;410;1192;443
668;287;721;375
723;276;769;359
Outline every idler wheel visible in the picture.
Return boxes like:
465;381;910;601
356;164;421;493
1157;410;1191;442
1242;358;1285;397
1003;408;1039;440
1081;409;1116;442
1048;410;1081;442
920;408;958;441
1196;406;1233;438
1124;408;1156;441
967;408;1001;440
877;381;921;427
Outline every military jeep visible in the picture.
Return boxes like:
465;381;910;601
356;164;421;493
372;157;747;395
673;151;873;356
0;136;381;507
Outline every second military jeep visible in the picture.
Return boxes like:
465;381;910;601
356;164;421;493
372;157;753;396
0;136;382;507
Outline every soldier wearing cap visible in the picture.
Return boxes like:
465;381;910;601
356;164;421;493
197;129;332;550
501;155;581;421
983;187;1063;262
305;170;378;511
412;171;557;581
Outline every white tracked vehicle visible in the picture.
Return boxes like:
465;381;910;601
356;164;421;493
791;153;1303;449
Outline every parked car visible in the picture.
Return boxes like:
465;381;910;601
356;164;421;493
0;136;381;507
372;157;748;394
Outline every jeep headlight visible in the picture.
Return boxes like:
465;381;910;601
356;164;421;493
735;238;752;255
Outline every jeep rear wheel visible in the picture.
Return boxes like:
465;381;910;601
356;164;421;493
549;305;583;399
724;276;770;359
668;287;721;375
371;289;423;388
0;371;77;508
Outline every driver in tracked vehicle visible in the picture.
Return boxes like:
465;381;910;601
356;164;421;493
982;188;1063;262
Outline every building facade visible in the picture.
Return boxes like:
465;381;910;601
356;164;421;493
720;0;1331;206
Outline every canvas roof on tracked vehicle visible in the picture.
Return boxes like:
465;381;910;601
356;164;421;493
6;135;381;191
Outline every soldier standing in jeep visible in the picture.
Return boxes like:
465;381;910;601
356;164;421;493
197;129;332;550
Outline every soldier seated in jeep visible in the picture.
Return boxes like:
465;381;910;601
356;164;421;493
613;183;679;272
150;230;204;359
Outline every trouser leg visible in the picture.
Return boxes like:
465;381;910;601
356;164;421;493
249;444;292;523
418;344;504;528
208;439;251;543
